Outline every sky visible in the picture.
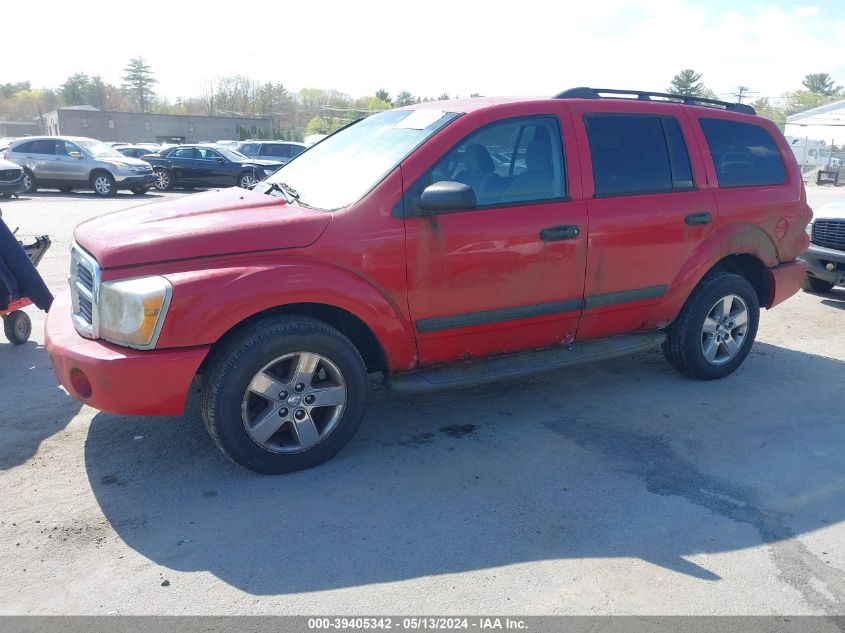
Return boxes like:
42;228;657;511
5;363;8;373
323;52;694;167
4;0;845;104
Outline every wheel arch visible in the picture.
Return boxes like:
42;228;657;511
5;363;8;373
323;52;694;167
204;302;388;374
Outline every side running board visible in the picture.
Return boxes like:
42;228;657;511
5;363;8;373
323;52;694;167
385;331;666;393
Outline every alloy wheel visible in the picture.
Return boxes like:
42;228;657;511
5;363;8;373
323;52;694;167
93;175;112;195
241;351;347;453
701;294;750;365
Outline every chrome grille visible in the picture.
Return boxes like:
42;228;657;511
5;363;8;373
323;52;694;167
812;220;845;250
69;244;100;338
0;168;21;182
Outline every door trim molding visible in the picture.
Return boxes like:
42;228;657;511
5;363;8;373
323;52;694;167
415;285;668;333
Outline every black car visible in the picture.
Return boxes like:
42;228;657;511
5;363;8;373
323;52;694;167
144;145;284;191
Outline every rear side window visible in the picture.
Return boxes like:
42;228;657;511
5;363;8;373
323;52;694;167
289;145;305;158
585;114;693;197
699;118;786;188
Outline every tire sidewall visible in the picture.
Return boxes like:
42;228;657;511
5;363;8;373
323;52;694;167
677;274;760;379
91;172;115;197
21;170;34;193
204;320;368;474
238;171;256;189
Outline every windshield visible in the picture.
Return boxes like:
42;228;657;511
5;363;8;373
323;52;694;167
266;109;460;210
77;139;123;158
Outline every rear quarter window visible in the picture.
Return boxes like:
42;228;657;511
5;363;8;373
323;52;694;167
699;118;786;188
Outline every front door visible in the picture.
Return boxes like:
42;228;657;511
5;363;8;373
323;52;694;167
403;114;588;365
52;140;88;184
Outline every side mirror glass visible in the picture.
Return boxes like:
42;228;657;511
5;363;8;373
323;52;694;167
417;181;477;214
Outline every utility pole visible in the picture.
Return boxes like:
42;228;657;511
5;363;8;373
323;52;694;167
730;86;758;104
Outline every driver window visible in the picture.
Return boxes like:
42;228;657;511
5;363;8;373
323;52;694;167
407;116;566;212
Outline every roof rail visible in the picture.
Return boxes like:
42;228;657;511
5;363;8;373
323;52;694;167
554;87;756;115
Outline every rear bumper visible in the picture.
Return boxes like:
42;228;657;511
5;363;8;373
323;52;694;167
45;289;209;416
766;259;807;308
801;244;845;285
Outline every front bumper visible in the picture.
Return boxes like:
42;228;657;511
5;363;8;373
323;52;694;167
45;289;209;416
114;173;155;187
801;243;845;285
0;174;25;194
766;259;808;308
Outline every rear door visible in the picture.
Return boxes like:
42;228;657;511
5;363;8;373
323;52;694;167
168;147;199;183
23;139;58;181
569;101;718;340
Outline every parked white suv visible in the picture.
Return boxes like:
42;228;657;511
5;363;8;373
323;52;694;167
4;136;155;197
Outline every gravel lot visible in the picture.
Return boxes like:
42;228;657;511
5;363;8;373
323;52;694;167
1;186;844;615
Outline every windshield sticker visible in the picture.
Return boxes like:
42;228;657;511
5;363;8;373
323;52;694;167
394;110;449;130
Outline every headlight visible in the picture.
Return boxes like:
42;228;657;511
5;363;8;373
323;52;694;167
110;162;131;171
805;222;813;237
97;276;172;349
263;168;276;176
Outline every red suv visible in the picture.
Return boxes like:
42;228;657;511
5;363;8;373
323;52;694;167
46;88;811;474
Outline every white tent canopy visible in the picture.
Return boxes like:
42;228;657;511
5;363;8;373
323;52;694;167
784;99;845;144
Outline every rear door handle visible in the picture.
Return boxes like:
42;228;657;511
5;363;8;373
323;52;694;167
685;211;712;226
540;225;580;241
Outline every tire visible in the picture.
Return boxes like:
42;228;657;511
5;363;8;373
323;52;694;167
201;315;368;474
91;171;116;197
663;272;760;380
21;170;36;193
131;187;150;196
237;171;258;189
0;193;9;199
802;274;834;293
153;168;172;191
4;310;31;345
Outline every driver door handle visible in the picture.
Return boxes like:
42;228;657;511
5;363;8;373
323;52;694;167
540;225;580;241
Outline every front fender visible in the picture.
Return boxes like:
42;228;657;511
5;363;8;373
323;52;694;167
156;257;417;371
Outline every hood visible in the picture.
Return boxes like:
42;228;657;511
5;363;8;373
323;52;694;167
812;202;845;222
246;158;285;168
74;187;331;269
105;155;149;167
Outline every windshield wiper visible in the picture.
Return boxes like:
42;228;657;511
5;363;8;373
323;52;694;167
261;181;299;203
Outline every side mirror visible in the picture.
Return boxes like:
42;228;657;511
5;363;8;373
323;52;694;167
68;151;83;159
214;157;225;163
417;181;476;214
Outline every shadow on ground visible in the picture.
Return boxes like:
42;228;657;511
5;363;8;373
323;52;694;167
0;334;82;469
84;342;845;604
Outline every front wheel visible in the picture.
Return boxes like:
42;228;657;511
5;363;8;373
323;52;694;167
91;172;116;197
663;272;760;380
153;168;172;191
237;171;259;189
131;187;150;196
21;170;36;193
4;310;32;345
201;316;368;474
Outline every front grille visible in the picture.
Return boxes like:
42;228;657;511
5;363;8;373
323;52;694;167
0;168;21;182
812;219;845;250
69;245;99;338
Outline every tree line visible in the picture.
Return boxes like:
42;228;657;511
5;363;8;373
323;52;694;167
667;68;843;129
1;58;841;142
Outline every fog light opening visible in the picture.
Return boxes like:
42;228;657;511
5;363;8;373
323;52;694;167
69;368;93;399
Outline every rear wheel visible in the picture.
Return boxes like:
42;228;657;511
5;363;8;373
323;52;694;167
802;274;834;293
3;310;31;345
91;172;116;197
237;171;258;189
153;168;172;191
663;272;760;380
201;316;368;474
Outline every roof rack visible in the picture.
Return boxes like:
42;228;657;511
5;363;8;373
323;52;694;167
554;87;756;115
